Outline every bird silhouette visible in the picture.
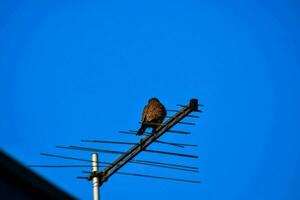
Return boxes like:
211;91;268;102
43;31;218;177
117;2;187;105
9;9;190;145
136;98;167;136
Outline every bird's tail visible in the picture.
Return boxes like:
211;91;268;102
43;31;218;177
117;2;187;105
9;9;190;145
136;125;146;136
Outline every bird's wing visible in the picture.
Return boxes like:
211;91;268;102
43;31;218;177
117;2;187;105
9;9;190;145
141;105;149;123
155;103;166;121
160;103;167;118
145;103;157;122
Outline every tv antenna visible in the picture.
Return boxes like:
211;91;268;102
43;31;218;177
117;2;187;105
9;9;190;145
29;99;203;200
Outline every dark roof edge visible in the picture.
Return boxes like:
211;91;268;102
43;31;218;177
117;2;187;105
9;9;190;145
0;150;76;200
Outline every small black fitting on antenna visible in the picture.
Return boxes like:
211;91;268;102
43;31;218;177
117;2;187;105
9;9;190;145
87;171;96;181
87;171;104;181
189;99;198;111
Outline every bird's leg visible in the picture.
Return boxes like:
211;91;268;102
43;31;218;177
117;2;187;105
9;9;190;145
136;124;146;136
153;119;163;134
139;137;146;148
152;125;159;135
152;127;156;134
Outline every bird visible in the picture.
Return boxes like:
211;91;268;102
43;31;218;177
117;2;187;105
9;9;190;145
136;97;167;136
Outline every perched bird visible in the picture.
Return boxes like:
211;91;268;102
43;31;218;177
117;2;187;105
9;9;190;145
136;98;167;136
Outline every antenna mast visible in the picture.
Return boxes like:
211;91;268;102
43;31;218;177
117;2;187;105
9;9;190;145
91;153;99;200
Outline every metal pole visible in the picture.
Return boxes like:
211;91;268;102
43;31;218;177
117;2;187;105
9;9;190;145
92;153;100;200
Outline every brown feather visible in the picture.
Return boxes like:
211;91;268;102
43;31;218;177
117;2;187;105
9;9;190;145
137;98;166;135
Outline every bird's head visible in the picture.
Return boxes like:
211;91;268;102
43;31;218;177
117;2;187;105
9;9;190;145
148;97;160;103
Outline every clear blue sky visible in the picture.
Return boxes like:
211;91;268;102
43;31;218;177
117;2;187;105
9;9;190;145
1;0;300;199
